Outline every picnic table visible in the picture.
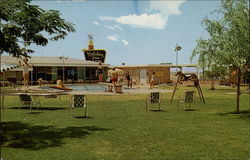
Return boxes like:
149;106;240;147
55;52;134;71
5;90;67;109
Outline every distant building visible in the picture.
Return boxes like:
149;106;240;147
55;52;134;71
115;64;172;85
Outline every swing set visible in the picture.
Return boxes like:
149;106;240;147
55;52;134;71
170;71;206;103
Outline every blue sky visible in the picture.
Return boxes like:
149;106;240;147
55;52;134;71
28;0;221;66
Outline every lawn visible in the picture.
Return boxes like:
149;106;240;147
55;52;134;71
1;86;250;160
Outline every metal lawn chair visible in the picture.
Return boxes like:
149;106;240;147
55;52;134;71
18;94;41;112
70;94;88;118
146;92;163;111
177;90;200;111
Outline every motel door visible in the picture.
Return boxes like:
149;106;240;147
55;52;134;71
140;69;147;85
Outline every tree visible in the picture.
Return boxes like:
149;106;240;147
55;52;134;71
191;38;209;80
191;39;228;90
191;0;249;113
0;0;75;57
204;65;228;90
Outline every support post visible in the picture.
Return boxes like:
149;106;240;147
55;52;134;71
31;70;33;85
197;84;205;103
197;66;200;79
1;72;5;109
170;76;179;103
180;67;183;72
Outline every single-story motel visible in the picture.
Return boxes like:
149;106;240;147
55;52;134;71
1;55;200;86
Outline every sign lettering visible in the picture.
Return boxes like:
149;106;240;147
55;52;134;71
83;50;106;63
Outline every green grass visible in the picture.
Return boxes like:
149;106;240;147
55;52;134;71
1;86;250;160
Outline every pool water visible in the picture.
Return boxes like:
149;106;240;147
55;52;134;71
69;84;106;91
40;84;107;91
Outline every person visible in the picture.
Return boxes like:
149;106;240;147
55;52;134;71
111;68;118;93
125;72;132;88
106;76;113;92
150;72;156;89
97;62;103;82
38;78;49;86
19;57;31;90
38;78;44;86
56;76;65;88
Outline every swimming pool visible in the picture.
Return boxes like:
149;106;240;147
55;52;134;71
40;84;107;91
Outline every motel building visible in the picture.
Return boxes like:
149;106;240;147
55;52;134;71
0;55;110;85
0;55;172;86
115;64;172;86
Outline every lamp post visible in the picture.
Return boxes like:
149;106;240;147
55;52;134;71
59;56;68;82
174;44;181;73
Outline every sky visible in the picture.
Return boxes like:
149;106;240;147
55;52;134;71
26;0;221;66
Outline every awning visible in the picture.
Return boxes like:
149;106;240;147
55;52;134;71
0;63;19;72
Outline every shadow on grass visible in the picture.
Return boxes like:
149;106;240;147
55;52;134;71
149;109;166;112
74;116;93;119
0;121;112;150
217;110;250;120
183;109;196;111
10;107;67;110
26;112;44;114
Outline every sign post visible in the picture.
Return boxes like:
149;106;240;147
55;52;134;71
174;44;181;73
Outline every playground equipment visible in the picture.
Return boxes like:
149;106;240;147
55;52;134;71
170;71;205;104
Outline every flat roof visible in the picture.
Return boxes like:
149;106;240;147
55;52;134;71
113;64;198;68
1;56;110;67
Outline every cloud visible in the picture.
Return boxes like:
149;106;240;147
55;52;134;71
71;0;86;1
106;34;119;41
95;18;123;30
104;25;115;30
149;1;185;16
106;35;128;46
121;39;128;46
116;13;166;30
99;0;185;30
104;25;123;30
114;25;122;30
100;16;116;22
93;21;100;26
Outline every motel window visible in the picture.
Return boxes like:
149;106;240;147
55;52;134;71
45;67;52;81
36;67;46;81
86;67;98;80
77;67;85;81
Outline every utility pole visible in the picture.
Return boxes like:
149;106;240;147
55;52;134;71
59;56;68;82
174;43;182;73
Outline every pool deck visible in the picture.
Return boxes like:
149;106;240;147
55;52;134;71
30;85;172;95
